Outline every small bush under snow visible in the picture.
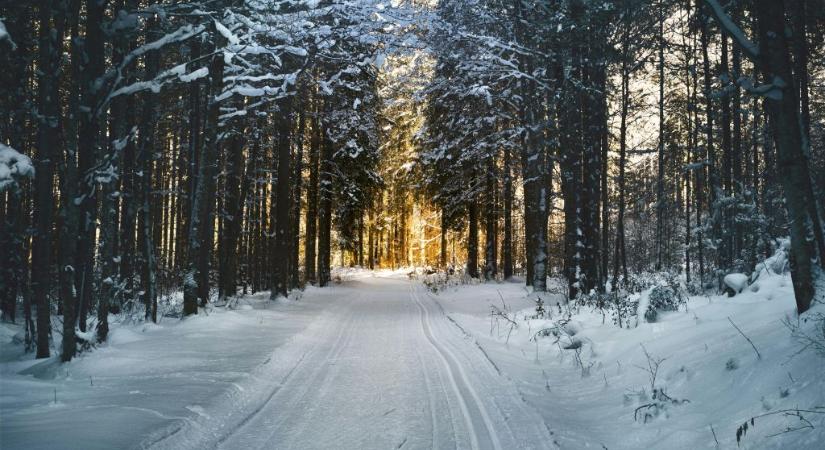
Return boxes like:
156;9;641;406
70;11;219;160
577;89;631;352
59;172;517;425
723;273;749;296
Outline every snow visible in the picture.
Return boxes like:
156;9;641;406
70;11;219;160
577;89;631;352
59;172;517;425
0;291;331;450
214;20;240;46
276;45;308;57
2;271;823;449
704;0;759;60
724;273;750;294
0;19;16;50
104;24;206;102
431;273;825;449
0;143;34;191
178;67;209;83
109;63;210;99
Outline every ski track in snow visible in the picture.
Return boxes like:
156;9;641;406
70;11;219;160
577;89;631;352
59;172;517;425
410;281;498;450
144;275;555;450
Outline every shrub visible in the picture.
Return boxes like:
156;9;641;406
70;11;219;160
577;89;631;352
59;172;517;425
643;275;687;323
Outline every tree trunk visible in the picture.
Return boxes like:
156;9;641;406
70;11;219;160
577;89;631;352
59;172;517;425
484;157;497;280
467;197;479;279
304;112;320;284
32;0;68;358
559;46;583;299
750;0;823;313
218;132;248;301
271;98;293;299
57;0;81;360
0;3;33;325
502;144;514;279
720;33;733;270
699;0;719;287
290;106;306;289
581;29;606;294
731;4;743;265
184;28;225;315
317;129;333;287
513;0;547;292
655;0;666;271
440;209;447;269
612;38;630;289
138;17;160;322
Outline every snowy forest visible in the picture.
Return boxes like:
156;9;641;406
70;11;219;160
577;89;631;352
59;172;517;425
1;0;825;449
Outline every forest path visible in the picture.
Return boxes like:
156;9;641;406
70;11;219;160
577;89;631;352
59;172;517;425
149;274;555;450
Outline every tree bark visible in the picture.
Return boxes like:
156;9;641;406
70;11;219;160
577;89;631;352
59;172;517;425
317;127;333;287
57;0;81;360
655;0;666;271
612;32;630;289
184;28;225;314
483;156;497;280
304;111;320;284
513;0;547;292
467;196;479;279
218;132;248;301
138;16;160;322
272;97;294;299
32;0;68;358
290;106;306;289
502;144;513;279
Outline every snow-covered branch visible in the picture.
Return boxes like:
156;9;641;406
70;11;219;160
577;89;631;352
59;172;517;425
0;143;34;191
0;19;16;50
703;0;759;61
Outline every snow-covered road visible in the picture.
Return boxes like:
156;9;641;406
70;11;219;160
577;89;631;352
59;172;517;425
149;275;555;450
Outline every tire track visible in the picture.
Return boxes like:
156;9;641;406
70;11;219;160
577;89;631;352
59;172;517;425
409;282;503;450
276;300;364;444
215;297;361;450
411;303;443;450
421;286;558;449
141;301;355;450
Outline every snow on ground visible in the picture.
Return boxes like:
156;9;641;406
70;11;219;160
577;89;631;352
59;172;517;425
145;273;555;450
0;287;339;450
432;273;825;449
1;268;823;450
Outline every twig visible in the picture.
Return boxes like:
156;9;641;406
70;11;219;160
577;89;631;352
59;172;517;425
490;305;517;344
749;407;825;421
728;317;762;360
736;406;825;444
496;289;507;310
710;424;719;447
634;403;656;422
573;346;594;378
635;344;667;391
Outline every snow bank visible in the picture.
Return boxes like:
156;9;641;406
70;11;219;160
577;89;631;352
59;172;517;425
0;289;336;450
433;274;825;449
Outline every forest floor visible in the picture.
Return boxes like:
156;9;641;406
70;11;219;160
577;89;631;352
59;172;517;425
1;270;824;450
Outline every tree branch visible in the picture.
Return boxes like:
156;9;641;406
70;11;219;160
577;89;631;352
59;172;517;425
702;0;759;62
